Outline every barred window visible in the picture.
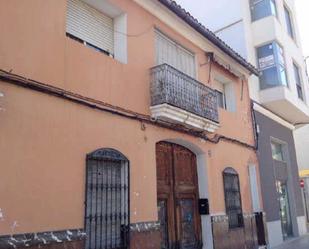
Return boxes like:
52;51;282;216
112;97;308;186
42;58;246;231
85;148;129;249
223;168;243;229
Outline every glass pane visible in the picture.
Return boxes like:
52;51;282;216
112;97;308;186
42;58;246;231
284;6;294;39
276;181;293;239
271;142;284;161
293;63;303;100
270;0;277;16
260;66;279;89
216;90;225;109
276;44;285;66
257;43;274;59
257;42;288;89
297;85;304;100
251;0;276;21
278;66;288;87
294;64;301;84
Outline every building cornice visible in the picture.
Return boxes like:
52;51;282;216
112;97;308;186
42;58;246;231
133;0;258;78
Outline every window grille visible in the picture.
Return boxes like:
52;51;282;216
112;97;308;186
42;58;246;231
223;168;243;229
85;148;129;249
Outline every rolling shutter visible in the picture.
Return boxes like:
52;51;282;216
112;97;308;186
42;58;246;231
66;0;114;55
155;30;196;78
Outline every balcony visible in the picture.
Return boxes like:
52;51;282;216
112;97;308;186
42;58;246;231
259;86;309;124
150;64;219;132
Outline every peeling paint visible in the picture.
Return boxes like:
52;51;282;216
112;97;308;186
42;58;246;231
0;229;86;249
10;221;19;232
130;221;160;232
50;232;62;243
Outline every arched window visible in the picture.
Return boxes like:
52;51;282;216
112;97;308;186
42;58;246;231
223;167;243;229
85;148;129;249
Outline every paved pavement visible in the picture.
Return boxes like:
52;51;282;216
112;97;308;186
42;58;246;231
272;235;309;249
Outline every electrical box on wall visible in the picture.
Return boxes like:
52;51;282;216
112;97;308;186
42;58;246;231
198;198;209;215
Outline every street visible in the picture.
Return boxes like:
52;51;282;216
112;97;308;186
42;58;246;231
273;235;309;249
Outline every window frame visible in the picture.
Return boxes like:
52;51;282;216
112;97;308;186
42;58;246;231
216;90;227;110
223;168;244;229
284;4;295;40
293;62;304;101
66;0;115;57
271;141;285;162
250;0;277;22
256;41;289;89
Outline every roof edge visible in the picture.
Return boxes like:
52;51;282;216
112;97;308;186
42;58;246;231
158;0;259;76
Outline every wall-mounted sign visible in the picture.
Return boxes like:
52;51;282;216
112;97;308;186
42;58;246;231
259;55;275;70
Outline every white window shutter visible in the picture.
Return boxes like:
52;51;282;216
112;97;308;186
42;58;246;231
155;30;196;78
66;0;114;55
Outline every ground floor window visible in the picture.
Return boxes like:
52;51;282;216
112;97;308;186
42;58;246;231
85;148;129;249
223;167;243;229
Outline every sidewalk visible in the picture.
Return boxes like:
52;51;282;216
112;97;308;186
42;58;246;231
272;235;309;249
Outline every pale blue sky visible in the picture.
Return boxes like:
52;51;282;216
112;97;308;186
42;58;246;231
175;0;309;59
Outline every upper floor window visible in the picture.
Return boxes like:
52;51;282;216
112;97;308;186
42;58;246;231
223;168;243;229
214;78;236;112
155;30;196;78
67;0;114;56
271;141;284;161
66;0;127;63
250;0;277;22
284;5;295;40
293;63;303;100
216;90;226;110
257;42;288;89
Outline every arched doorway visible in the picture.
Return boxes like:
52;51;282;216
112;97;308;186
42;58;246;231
156;141;202;249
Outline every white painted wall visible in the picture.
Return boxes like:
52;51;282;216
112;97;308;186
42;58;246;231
294;124;309;170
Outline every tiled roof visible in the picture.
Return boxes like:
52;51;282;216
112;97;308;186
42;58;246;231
158;0;259;76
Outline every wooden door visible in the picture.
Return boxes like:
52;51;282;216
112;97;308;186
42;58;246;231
156;142;202;249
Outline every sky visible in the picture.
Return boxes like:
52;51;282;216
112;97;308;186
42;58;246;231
175;0;309;68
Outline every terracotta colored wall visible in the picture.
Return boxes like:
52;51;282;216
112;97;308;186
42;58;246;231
0;0;255;145
0;0;260;236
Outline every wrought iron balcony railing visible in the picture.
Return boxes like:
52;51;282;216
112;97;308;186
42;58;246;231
150;64;219;123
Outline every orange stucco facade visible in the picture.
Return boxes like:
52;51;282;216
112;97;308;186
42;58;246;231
0;0;263;248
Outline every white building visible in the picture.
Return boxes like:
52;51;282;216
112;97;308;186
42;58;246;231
176;0;309;247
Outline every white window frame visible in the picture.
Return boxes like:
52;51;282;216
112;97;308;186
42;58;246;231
66;0;127;64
